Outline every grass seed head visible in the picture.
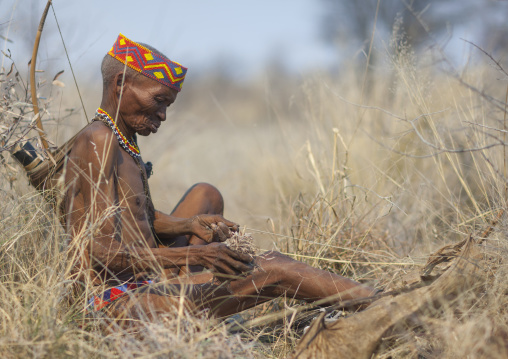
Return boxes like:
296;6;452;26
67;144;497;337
225;232;257;259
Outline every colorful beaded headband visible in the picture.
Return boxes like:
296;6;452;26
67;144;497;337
108;33;187;92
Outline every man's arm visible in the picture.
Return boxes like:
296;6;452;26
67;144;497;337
153;210;240;242
90;236;252;275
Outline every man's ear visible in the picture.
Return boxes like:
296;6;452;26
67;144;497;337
114;71;130;97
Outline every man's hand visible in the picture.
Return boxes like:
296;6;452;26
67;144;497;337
190;215;239;243
195;243;252;275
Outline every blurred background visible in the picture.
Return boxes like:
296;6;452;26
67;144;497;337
2;0;508;249
4;0;507;80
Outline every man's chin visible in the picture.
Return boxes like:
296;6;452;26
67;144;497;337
138;129;153;136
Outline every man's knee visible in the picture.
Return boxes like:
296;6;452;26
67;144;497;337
191;182;223;200
190;182;224;212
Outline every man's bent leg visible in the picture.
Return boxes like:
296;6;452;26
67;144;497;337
160;182;226;273
166;251;376;317
211;251;376;316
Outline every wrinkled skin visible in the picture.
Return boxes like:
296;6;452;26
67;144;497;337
65;69;375;323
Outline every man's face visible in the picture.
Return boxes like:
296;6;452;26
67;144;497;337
119;74;178;136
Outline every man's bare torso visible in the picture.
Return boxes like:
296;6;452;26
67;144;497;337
65;122;157;249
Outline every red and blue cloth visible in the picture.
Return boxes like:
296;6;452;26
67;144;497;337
88;280;153;311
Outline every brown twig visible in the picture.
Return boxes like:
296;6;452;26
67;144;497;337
30;0;53;159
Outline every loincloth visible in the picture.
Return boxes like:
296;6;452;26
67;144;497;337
88;280;153;311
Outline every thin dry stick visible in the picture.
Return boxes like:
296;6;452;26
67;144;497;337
348;0;380;147
503;84;508;198
51;3;88;122
245;227;396;260
461;38;508;78
477;84;508;243
229;288;398;335
478;209;504;242
476;85;508;244
115;53;130;124
280;252;420;267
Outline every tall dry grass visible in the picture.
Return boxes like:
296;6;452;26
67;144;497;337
1;26;508;358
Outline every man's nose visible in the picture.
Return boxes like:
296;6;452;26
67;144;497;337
157;109;166;121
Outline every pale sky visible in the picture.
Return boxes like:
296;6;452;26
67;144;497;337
1;0;500;83
2;0;336;80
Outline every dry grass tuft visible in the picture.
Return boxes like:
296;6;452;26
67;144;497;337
225;231;257;258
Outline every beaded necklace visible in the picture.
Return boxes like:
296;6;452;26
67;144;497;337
95;108;140;159
93;107;156;232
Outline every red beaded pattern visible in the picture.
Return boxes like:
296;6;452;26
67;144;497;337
108;33;187;92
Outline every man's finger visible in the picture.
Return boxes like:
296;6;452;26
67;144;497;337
213;259;237;275
212;223;228;242
217;222;231;238
224;246;254;265
219;218;239;230
238;252;253;263
217;253;252;273
200;227;214;243
225;247;253;263
228;258;253;273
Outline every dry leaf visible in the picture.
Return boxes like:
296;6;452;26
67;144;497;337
52;80;65;88
53;70;64;81
6;63;14;77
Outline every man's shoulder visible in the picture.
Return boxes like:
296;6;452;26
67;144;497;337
74;122;118;148
70;122;120;158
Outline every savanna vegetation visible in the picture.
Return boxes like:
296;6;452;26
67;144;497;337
1;3;508;358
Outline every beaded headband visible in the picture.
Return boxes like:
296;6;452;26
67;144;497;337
108;33;187;92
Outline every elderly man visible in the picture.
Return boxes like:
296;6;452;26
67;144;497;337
64;34;375;320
